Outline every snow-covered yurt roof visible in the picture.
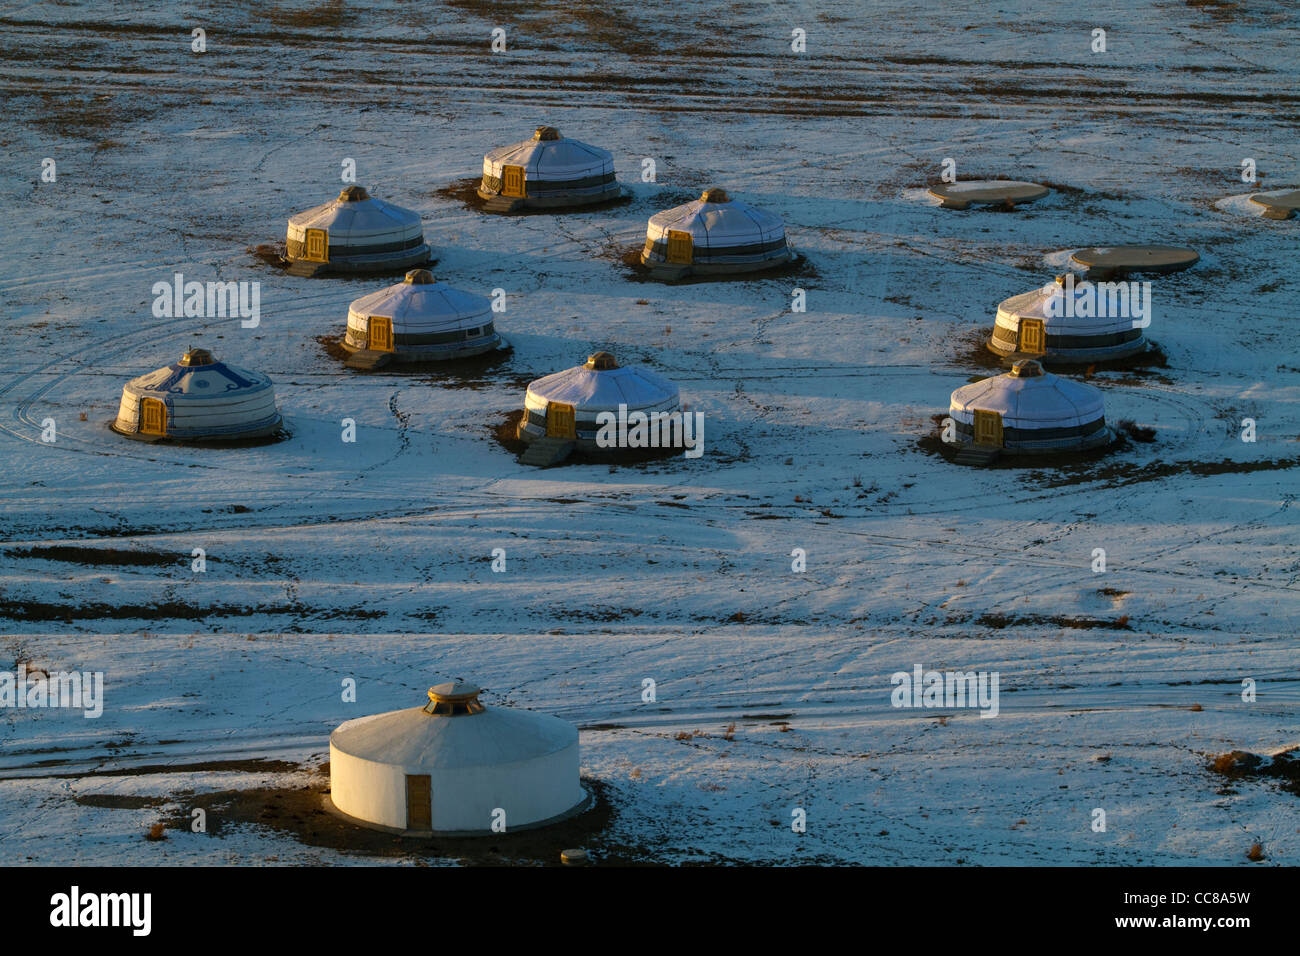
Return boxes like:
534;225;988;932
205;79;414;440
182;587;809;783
646;187;786;247
113;347;279;439
287;186;422;244
524;352;680;416
997;275;1142;336
331;681;576;771
482;126;613;181
347;269;491;333
949;360;1104;430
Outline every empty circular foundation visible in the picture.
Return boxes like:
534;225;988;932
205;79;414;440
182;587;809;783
1069;245;1198;278
927;180;1049;210
1248;189;1300;220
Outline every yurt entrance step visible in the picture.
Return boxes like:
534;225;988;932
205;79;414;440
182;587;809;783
286;259;329;278
481;195;525;214
344;349;395;371
953;444;1002;466
520;437;576;467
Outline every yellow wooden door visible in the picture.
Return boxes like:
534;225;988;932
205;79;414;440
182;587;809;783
140;398;166;436
666;229;694;264
405;774;431;830
304;228;328;262
368;315;393;351
546;402;576;439
1019;318;1045;354
973;409;1003;447
502;165;525;198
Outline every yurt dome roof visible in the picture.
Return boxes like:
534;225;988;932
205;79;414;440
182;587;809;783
525;353;680;414
950;364;1104;430
646;188;785;246
996;275;1140;334
288;188;422;239
483;128;614;180
347;274;491;327
330;685;577;772
124;349;273;398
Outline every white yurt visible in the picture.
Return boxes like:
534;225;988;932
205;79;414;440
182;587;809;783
518;351;681;452
640;187;793;278
989;274;1147;363
111;347;281;442
328;680;587;836
286;186;431;275
343;269;502;361
948;359;1112;454
477;126;619;210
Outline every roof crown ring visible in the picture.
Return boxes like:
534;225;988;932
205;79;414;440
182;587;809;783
533;126;561;141
700;187;730;204
180;347;216;367
585;351;619;370
423;680;485;716
338;185;370;202
1011;359;1045;378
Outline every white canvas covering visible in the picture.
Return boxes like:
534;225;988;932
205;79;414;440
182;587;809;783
949;367;1105;432
345;270;498;356
645;193;786;249
112;349;280;440
287;189;423;250
990;277;1148;361
524;361;680;422
329;686;584;834
482;132;613;183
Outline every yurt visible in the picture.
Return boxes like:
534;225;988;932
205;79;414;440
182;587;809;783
518;351;681;459
989;274;1148;363
947;359;1112;454
328;680;587;836
640;187;794;279
342;269;502;364
477;126;620;212
111;347;281;442
285;186;431;276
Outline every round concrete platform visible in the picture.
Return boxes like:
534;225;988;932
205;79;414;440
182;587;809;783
1248;189;1300;220
1069;245;1199;277
928;180;1050;210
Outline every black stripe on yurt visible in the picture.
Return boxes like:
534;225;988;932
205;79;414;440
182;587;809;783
288;236;425;259
346;325;496;349
955;418;1107;442
525;172;617;193
993;326;1142;348
642;236;789;261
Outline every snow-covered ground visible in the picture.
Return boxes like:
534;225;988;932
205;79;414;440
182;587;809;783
0;0;1297;865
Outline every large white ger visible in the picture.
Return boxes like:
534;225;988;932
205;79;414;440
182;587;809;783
478;126;619;209
948;359;1111;453
329;681;587;836
519;351;680;449
111;347;281;442
344;269;502;360
286;186;431;274
640;187;793;277
990;274;1147;363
